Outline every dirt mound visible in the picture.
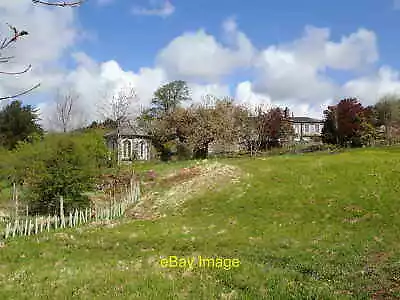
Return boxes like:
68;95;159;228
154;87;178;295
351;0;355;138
127;162;242;219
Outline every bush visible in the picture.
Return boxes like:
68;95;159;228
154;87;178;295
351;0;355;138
2;132;109;215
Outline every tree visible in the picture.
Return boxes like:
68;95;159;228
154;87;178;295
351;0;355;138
375;95;400;144
0;0;83;102
233;104;258;155
97;86;139;164
322;98;376;147
2;131;108;215
256;107;293;149
139;81;191;161
322;106;338;145
336;98;364;146
48;89;87;132
151;80;191;116
0;100;43;149
186;98;241;159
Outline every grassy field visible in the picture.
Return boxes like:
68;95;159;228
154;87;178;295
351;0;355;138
1;147;400;299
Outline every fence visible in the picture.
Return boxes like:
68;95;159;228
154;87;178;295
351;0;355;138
2;180;140;240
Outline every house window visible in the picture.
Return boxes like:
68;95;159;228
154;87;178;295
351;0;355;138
122;139;132;160
305;124;309;133
315;124;320;132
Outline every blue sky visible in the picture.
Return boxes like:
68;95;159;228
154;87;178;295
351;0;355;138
2;0;400;125
78;0;400;71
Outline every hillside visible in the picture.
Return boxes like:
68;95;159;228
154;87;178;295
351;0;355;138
1;148;400;299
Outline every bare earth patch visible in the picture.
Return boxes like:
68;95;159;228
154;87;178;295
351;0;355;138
127;162;243;219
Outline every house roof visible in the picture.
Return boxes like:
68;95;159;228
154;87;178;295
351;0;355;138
103;125;150;138
290;117;323;123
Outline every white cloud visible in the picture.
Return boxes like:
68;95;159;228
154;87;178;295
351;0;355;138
253;46;338;102
0;1;77;98
156;18;255;82
235;81;272;109
342;66;400;105
132;0;175;18
288;26;378;71
37;52;230;130
234;81;328;119
189;83;230;105
251;25;378;112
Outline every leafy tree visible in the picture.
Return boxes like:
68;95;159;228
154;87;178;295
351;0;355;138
140;80;191;160
151;80;191;116
336;98;364;146
374;94;400;144
322;98;376;147
185;98;246;158
2;132;108;215
322;106;338;145
0;100;43;149
257;107;293;149
235;105;258;155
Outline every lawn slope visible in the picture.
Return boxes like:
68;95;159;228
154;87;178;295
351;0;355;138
1;148;400;299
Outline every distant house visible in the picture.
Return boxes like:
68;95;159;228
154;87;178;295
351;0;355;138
103;125;152;162
289;116;324;142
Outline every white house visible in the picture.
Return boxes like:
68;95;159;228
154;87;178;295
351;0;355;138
103;126;152;162
290;117;324;142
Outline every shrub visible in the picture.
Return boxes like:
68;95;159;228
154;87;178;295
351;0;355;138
3;132;109;215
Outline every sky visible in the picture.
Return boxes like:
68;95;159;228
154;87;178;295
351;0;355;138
1;0;400;128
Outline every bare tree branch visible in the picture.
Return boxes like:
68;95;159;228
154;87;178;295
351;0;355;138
46;89;88;132
0;24;29;51
0;64;32;75
97;86;139;124
0;1;83;102
0;56;14;63
0;83;40;101
32;0;85;7
97;86;139;164
56;90;75;132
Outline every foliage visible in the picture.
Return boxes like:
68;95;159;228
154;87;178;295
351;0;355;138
336;98;365;146
1;132;108;215
322;98;376;147
151;80;191;116
139;80;191;161
374;94;400;144
0;100;43;150
256;106;294;149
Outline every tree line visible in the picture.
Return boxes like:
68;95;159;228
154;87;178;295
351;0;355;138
322;96;400;147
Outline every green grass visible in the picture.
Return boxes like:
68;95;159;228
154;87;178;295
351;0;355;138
1;147;400;299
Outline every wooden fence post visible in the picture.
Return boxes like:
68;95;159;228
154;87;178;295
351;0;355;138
60;196;64;228
28;219;32;236
13;182;18;218
130;177;134;203
40;218;43;234
24;219;28;236
35;217;38;235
